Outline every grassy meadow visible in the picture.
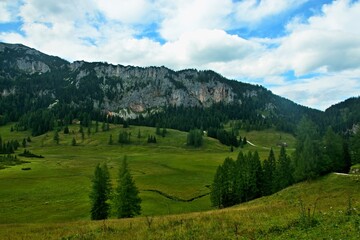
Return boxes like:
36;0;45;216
0;173;359;239
0;123;295;224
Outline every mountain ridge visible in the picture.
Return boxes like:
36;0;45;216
0;42;358;134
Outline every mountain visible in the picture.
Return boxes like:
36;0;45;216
0;42;355;134
325;97;360;133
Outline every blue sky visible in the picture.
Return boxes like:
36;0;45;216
1;0;360;110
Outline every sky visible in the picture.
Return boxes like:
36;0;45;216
0;0;360;111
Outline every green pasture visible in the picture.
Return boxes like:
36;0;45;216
0;123;295;224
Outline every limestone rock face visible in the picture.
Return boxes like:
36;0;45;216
68;62;239;113
0;42;263;118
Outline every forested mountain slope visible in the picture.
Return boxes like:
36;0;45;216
0;42;357;134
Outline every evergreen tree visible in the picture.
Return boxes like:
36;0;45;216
63;126;69;134
102;121;106;132
187;129;203;147
210;165;224;208
323;127;343;173
350;130;360;164
22;138;27;148
156;125;161;135
275;146;293;191
95;120;99;133
262;149;276;195
341;142;352;174
162;128;167;137
90;163;112;220
114;156;141;218
293;117;322;182
118;131;130;144
137;129;141;139
108;134;113;145
72;137;77;146
53;131;60;144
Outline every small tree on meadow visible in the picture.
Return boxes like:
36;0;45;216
90;163;112;220
114;156;141;218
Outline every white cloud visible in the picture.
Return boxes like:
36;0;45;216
157;29;260;69
1;0;360;110
0;1;12;23
233;0;308;25
95;0;156;24
158;0;233;41
270;70;360;111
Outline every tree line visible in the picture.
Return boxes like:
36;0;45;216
210;117;355;209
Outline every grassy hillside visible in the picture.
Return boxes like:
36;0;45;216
0;173;358;239
0;123;295;224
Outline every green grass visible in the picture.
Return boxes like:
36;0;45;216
0;173;358;239
0;123;295;224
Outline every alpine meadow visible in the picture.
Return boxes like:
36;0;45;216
1;1;360;239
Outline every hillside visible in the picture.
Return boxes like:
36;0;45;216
0;42;325;133
325;96;360;133
0;173;358;239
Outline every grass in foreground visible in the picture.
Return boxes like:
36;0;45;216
0;173;359;239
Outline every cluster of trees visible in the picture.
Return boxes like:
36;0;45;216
187;129;203;147
18;149;44;158
211;117;355;209
293;118;352;182
118;131;131;144
210;147;292;208
90;157;141;220
147;135;157;143
207;127;247;147
350;130;360;165
0;136;20;154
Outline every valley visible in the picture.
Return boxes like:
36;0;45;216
0;122;295;224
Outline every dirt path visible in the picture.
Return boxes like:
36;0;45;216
246;140;271;150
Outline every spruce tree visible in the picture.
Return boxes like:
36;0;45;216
114;156;141;218
210;165;224;208
53;131;60;144
275;146;293;191
72;137;76;146
262;149;276;195
90;163;112;220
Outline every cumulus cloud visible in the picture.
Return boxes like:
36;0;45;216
271;70;360;111
233;0;308;25
158;0;233;41
95;0;157;24
0;1;12;22
0;0;359;110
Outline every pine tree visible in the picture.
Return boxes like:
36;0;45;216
114;156;141;218
90;163;112;220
